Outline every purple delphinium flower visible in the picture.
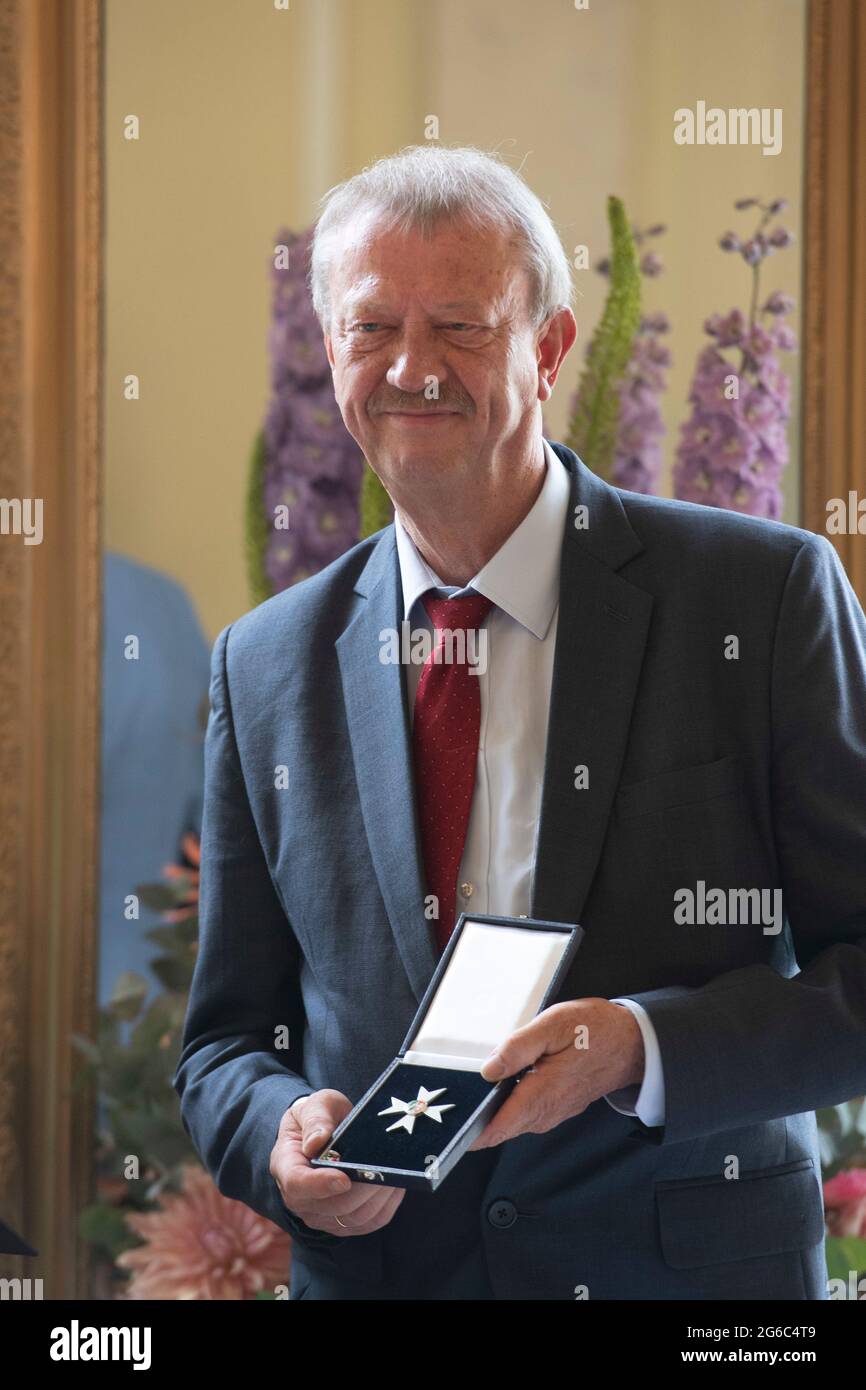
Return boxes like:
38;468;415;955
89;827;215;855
612;323;671;493
262;227;364;592
565;222;670;494
674;197;797;518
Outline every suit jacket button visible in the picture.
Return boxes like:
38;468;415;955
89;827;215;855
487;1198;518;1229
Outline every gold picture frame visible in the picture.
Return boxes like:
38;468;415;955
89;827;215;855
0;0;862;1299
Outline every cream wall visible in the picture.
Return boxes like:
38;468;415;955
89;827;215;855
425;0;805;513
104;0;430;641
105;0;805;643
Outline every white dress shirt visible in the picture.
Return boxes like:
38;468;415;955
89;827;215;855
393;437;665;1127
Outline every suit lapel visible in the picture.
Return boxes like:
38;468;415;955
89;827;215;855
336;528;438;1002
530;443;654;925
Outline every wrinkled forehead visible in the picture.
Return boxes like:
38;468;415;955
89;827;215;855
327;206;531;319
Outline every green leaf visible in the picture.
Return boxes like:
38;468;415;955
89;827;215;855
109;1106;179;1155
149;955;195;993
566;194;642;479
107;972;148;1021
144;918;198;951
818;1127;838;1168
818;1103;866;1176
824;1236;866;1289
360;462;393;539
97;1008;122;1049
71;1032;102;1067
246;427;272;606
817;1104;842;1135
136;883;185;912
127;994;182;1049
79;1203;140;1259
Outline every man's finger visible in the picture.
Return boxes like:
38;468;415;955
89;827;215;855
471;1071;550;1146
480;1004;575;1081
299;1181;402;1224
323;1187;405;1237
274;1156;352;1205
469;1067;549;1148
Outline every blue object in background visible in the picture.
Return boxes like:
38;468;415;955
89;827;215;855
99;551;211;1007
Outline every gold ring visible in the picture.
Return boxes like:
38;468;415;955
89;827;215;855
335;1216;349;1230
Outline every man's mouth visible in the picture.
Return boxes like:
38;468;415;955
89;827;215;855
382;410;460;421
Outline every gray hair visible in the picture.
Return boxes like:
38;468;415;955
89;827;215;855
308;144;573;331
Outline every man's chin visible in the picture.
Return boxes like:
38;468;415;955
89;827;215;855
367;426;471;463
378;445;467;470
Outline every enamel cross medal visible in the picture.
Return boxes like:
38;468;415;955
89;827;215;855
378;1085;455;1134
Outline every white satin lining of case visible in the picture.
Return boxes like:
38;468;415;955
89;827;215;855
403;921;570;1072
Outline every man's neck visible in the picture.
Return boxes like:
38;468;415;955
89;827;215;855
393;440;547;587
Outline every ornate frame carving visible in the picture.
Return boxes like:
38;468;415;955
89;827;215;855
0;0;861;1302
802;0;866;601
0;0;102;1297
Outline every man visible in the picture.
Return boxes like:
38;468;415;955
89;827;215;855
175;145;866;1300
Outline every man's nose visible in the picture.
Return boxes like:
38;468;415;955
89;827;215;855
385;327;446;395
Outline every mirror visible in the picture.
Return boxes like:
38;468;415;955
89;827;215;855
9;0;865;1303
94;0;809;1298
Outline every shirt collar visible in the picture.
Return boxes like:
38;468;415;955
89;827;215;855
393;437;570;640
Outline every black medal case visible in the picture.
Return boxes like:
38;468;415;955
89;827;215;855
311;912;583;1192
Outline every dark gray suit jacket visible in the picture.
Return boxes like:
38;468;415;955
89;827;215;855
174;441;866;1300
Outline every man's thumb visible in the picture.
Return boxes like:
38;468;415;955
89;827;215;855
293;1090;346;1157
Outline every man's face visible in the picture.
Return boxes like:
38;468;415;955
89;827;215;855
324;210;547;486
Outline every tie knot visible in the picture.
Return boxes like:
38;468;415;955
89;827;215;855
422;589;494;633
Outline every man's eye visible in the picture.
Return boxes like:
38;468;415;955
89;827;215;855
352;323;382;333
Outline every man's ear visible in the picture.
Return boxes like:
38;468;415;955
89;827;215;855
537;307;577;402
324;332;335;370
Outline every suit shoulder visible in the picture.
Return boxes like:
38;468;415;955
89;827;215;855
220;526;391;657
616;489;816;570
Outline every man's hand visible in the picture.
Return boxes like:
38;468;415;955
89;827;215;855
468;999;644;1150
270;1089;406;1236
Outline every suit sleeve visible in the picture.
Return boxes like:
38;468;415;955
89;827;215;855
626;534;866;1146
173;623;333;1242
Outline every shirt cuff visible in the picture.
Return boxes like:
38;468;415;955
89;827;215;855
603;998;665;1127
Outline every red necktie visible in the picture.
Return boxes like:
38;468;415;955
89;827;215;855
411;589;494;952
